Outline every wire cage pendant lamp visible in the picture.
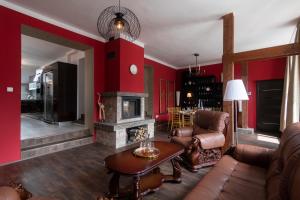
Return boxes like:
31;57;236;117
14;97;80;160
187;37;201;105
97;0;141;42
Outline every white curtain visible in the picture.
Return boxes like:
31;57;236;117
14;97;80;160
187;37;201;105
280;23;300;132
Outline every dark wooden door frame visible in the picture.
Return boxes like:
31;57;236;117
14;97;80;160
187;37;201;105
256;79;283;136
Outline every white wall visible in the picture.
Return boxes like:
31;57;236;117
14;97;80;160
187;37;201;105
21;67;38;100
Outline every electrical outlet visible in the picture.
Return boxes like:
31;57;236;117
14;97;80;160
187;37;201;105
7;87;14;93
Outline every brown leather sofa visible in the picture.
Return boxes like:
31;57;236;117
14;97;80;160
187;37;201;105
171;110;229;171
184;122;300;200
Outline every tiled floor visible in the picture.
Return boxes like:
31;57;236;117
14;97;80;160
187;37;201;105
21;115;86;140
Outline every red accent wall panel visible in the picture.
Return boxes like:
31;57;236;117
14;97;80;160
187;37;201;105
120;39;144;93
0;6;105;164
105;39;120;92
247;58;286;129
144;58;177;119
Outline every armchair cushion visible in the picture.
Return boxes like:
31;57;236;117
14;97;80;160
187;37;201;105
171;136;193;148
193;110;229;133
171;127;193;137
193;127;217;135
232;144;274;168
194;133;225;150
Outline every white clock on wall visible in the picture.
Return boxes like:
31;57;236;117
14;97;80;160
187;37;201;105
130;64;138;75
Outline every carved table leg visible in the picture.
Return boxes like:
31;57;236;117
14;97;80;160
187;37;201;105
163;156;182;183
133;176;142;200
171;156;182;183
108;172;120;198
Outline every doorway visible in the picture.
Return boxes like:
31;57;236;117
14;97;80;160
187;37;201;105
20;25;94;143
144;66;154;118
256;79;284;136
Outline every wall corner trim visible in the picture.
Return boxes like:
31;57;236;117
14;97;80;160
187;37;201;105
144;54;178;70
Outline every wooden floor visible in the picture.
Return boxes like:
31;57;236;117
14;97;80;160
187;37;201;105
0;131;278;200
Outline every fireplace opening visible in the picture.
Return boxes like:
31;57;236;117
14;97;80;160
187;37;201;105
122;96;141;119
127;126;148;144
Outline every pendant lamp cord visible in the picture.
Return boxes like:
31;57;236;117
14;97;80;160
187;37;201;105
119;0;120;12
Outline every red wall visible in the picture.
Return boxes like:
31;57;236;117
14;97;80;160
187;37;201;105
246;58;286;128
105;39;120;92
144;58;177;119
0;6;105;164
176;59;286;129
105;39;144;93
120;39;144;93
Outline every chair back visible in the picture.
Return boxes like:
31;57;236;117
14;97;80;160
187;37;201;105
193;110;229;133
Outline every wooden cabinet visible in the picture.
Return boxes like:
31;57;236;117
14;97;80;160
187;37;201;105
180;72;223;110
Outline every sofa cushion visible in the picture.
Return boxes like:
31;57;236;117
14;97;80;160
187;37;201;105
184;155;266;200
0;186;21;200
171;136;192;148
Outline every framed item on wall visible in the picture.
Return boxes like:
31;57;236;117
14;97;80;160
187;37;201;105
167;80;175;108
159;79;167;114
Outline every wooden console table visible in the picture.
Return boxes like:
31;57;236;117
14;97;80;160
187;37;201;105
104;141;184;200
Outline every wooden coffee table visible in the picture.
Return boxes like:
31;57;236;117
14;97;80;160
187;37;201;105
104;141;184;200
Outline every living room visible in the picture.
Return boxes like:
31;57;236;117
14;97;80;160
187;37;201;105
0;0;300;200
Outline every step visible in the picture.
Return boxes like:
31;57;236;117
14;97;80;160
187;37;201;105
21;136;93;160
21;128;90;149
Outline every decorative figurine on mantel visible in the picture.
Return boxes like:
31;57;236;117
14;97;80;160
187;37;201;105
97;93;105;122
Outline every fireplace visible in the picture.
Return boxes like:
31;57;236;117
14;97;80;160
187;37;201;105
96;92;155;148
122;96;141;119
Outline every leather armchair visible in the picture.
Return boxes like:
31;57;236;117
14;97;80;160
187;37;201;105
171;110;229;171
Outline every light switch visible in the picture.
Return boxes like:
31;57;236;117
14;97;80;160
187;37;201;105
7;87;14;93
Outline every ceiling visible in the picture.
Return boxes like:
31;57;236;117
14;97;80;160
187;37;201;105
5;0;300;68
22;35;73;69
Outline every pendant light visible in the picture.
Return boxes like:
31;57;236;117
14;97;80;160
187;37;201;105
97;0;141;42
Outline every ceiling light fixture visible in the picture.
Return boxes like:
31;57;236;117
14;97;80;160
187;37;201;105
188;53;201;76
97;0;141;42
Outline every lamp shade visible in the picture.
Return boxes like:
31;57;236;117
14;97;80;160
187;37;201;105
224;79;249;101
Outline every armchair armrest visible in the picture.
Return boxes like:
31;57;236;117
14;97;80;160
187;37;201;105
171;127;193;137
193;133;225;150
232;144;275;168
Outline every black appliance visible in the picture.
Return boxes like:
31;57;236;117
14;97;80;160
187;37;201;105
43;62;77;123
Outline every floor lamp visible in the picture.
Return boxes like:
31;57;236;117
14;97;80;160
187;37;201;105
223;79;249;145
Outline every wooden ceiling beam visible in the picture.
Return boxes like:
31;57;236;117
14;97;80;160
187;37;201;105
233;43;300;63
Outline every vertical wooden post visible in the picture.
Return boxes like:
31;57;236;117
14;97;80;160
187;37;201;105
222;13;235;150
241;62;248;128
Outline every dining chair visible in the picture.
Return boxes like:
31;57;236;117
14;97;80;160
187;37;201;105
168;107;181;130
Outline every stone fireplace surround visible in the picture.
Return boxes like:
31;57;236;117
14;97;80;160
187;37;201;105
95;92;155;148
